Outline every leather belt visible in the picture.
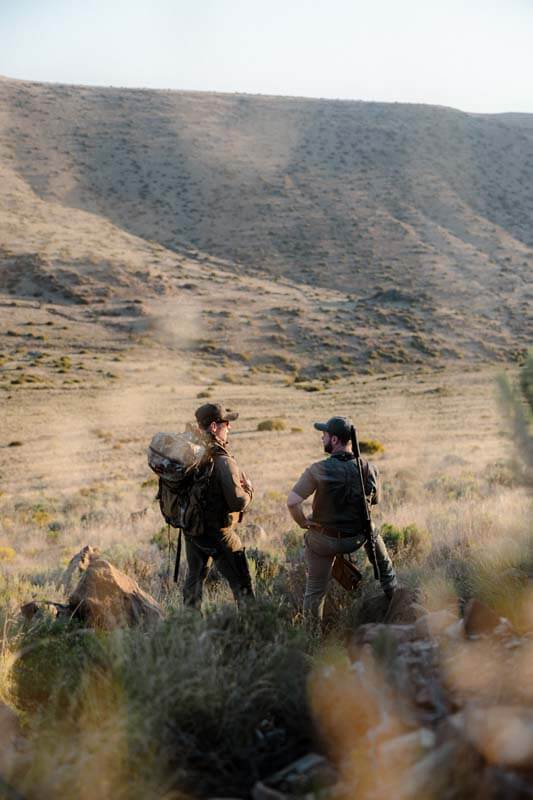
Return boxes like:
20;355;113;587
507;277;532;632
312;525;359;539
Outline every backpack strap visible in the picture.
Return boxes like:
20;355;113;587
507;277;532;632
173;527;182;583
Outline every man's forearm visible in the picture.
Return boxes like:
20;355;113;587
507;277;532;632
287;501;309;530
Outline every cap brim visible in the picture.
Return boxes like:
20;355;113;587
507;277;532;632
222;411;239;422
313;422;328;431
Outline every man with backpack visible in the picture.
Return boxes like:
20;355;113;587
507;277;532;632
287;416;397;621
182;402;254;609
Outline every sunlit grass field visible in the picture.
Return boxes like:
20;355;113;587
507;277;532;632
0;361;531;798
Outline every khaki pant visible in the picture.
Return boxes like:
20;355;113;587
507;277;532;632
183;527;253;608
303;529;397;620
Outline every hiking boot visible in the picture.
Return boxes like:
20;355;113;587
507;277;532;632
232;549;255;601
384;585;396;601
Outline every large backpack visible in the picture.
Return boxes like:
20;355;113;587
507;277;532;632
147;432;213;537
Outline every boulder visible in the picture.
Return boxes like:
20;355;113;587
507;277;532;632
377;727;436;771
465;705;533;770
352;622;417;647
384;588;423;625
397;740;461;799
443;618;465;641
463;599;503;638
414;610;459;639
69;557;163;629
20;600;70;623
357;592;391;624
59;544;101;593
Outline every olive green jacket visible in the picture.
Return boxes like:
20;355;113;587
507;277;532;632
203;441;252;535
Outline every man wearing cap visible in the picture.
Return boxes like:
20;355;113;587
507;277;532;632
287;416;397;621
182;402;254;608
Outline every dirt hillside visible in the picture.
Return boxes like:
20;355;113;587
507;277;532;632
0;76;531;376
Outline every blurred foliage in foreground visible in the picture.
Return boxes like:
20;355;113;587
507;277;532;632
497;350;533;481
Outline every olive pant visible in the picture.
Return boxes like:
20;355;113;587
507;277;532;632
183;527;254;609
303;530;397;620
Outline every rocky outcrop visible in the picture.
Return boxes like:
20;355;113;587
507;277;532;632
384;587;424;625
308;587;533;799
20;600;70;622
22;546;163;630
464;705;533;770
59;544;100;594
69;555;163;629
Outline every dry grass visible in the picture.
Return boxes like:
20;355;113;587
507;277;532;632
0;362;531;797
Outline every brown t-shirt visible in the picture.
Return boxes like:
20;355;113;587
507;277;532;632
292;452;378;535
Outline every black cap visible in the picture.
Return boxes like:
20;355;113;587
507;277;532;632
195;402;239;429
314;416;352;441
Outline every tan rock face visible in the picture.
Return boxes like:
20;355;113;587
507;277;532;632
352;622;418;647
465;705;533;769
59;544;101;594
463;599;502;638
20;600;69;622
414;610;459;640
384;588;423;625
69;557;163;629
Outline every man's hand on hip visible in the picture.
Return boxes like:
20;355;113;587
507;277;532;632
287;491;311;530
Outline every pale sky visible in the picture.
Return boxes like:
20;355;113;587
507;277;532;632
1;0;532;114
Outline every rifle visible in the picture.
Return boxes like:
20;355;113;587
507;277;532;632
350;426;380;581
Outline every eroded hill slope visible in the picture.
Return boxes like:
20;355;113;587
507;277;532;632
0;77;531;372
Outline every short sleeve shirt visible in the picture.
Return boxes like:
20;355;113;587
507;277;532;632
292;453;378;534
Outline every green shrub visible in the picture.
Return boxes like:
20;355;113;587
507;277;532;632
283;528;304;562
257;419;286;432
0;546;16;562
12;619;109;714
425;474;479;500
247;547;283;586
295;382;325;392
150;526;175;554
13;602;314;798
31;504;53;526
57;356;72;371
497;352;533;480
359;438;384;455
483;460;516;488
380;522;431;562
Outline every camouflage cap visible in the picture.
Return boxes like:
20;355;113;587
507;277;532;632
195;402;239;429
313;416;353;440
